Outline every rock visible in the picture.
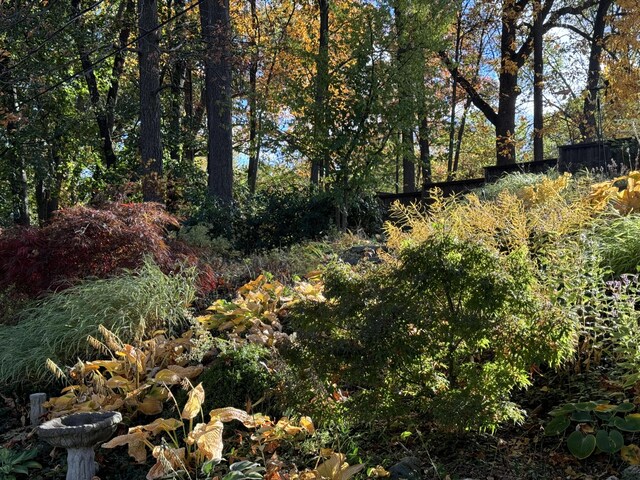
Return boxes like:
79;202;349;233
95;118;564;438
388;457;421;480
623;466;640;480
339;245;385;265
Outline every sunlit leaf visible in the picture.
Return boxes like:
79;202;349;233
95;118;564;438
181;383;205;420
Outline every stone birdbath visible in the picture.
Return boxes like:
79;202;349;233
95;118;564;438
38;411;122;480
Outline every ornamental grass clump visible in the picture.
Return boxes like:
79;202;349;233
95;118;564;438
0;260;196;386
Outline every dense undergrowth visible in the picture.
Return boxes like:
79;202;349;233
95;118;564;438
2;171;640;479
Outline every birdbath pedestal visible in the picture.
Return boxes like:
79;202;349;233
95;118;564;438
38;411;122;480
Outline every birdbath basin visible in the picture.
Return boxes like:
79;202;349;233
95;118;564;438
38;411;122;480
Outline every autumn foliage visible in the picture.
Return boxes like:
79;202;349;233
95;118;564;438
0;202;214;297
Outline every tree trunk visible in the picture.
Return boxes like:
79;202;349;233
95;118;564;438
453;98;472;174
394;0;416;191
138;0;164;202
533;0;544;162
35;140;64;224
168;0;187;163
419;115;431;186
447;9;462;180
0;55;30;226
200;0;234;202
104;0;134;169
72;0;118;171
247;0;259;193
183;66;195;163
580;0;612;141
311;0;330;186
496;1;520;166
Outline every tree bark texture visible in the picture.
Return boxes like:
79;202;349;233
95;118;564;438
311;0;330;186
247;0;259;193
533;0;544;162
0;55;30;226
72;0;118;171
496;1;520;166
200;0;234;202
138;0;164;202
394;0;416;191
580;0;612;141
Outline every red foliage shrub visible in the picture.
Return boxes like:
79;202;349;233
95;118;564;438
0;203;191;296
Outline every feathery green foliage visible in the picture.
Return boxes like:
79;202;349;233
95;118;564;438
289;236;577;431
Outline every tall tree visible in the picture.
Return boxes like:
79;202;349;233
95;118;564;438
138;0;164;202
72;0;133;170
311;0;330;186
0;55;30;226
441;0;597;165
247;0;260;193
200;0;234;201
580;0;613;141
533;0;544;162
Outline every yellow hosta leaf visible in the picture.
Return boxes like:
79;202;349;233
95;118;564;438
316;454;364;480
181;383;205;420
167;364;204;379
103;396;125;411
146;385;169;401
140;417;183;435
154;369;181;385
300;416;315;434
106;375;133;389
368;466;390;477
209;406;254;426
136;397;164;416
60;385;82;393
622;444;640;464
187;420;224;460
320;448;334;458
90;360;124;372
102;431;149;463
147;446;186;480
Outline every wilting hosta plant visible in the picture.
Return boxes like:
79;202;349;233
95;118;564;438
102;382;315;479
197;273;324;346
291;453;364;480
45;326;203;417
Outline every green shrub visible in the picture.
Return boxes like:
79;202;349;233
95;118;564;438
288;236;576;432
0;260;196;385
189;188;383;253
199;340;280;415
